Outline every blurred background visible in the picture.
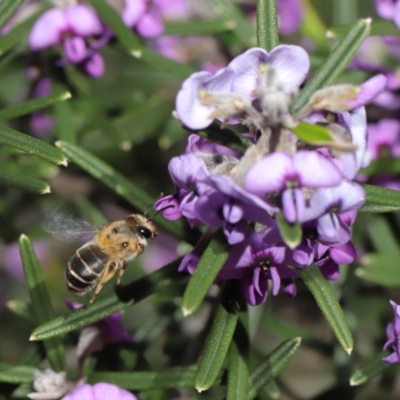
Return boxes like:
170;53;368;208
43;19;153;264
1;0;400;399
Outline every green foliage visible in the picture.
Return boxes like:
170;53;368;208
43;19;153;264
1;1;400;399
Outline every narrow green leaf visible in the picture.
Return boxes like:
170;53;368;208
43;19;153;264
0;11;39;56
247;337;302;400
0;363;35;384
182;232;230;316
19;235;66;371
0;0;25;31
331;20;400;38
164;19;233;35
276;212;302;250
361;157;400;176
301;0;328;51
350;352;391;386
7;300;36;323
77;99;131;151
292;122;333;143
0;125;67;166
55;141;187;240
0;91;71;121
55;94;77;144
256;0;279;51
194;289;240;392
298;265;353;354
208;0;256;46
0;169;50;194
89;367;216;390
140;47;195;77
227;340;249;400
361;183;400;213
30;259;183;340
292;18;371;114
363;215;400;256
356;254;400;287
86;0;142;57
200;123;253;154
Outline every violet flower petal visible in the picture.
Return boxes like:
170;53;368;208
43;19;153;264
122;0;146;27
83;53;105;78
63;37;87;63
65;5;103;36
136;11;164;37
29;8;68;49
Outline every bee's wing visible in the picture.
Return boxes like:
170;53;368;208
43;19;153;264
42;212;99;242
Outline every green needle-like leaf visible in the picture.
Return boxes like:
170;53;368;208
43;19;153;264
0;0;25;31
227;339;249;400
0;169;50;194
55;93;77;144
19;235;66;372
361;183;400;213
292;18;371;114
247;337;302;399
182;231;230;316
208;0;256;46
350;352;391;386
30;259;183;340
0;11;39;56
164;19;234;35
256;0;279;51
0;363;35;384
276;212;302;249
7;300;36;324
356;254;400;287
0;125;67;166
55;141;187;240
298;265;353;354
0;91;71;121
194;289;240;392
140;47;195;77
89;367;218;390
86;0;142;57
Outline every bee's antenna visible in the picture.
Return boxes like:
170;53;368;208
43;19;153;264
143;193;164;218
147;204;174;222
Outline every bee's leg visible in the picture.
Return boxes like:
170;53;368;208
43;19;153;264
116;261;128;285
89;261;118;303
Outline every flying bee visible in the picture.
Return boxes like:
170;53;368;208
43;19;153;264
44;212;158;303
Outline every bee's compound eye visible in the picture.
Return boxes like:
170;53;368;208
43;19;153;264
139;227;152;239
122;242;129;248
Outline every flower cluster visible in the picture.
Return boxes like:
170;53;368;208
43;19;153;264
156;45;386;305
27;0;183;77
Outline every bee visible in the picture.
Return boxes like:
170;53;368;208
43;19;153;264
44;212;158;303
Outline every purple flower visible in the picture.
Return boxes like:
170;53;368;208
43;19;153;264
122;0;163;37
304;181;365;246
244;150;343;222
61;383;137;400
368;119;400;159
175;68;234;129
383;300;400;364
375;0;400;29
277;0;305;35
29;6;103;50
229;46;310;99
28;5;105;77
221;229;297;305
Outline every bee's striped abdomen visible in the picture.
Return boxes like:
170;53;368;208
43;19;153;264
65;244;107;295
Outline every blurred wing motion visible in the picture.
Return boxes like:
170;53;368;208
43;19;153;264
42;212;99;242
